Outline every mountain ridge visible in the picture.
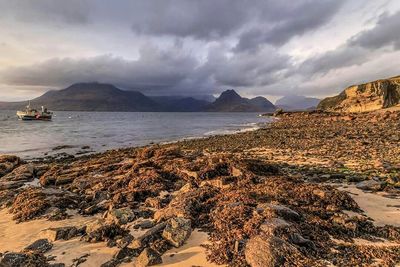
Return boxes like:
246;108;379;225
275;95;320;111
0;83;275;112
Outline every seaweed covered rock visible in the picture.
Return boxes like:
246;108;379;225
0;155;20;177
10;187;79;222
130;222;167;250
154;186;218;223
245;235;298;267
162;217;192;247
105;207;135;225
24;239;53;253
10;188;49;222
0;253;29;267
256;203;300;221
85;219;128;242
259;218;292;236
1;164;35;183
40;226;82;241
135;248;162;267
0;252;49;267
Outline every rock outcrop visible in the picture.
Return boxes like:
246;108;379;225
318;75;400;112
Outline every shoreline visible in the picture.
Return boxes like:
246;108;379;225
1;115;270;162
1;110;399;266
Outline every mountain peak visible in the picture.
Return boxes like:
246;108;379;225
215;90;243;105
63;82;120;93
219;89;241;99
206;89;275;112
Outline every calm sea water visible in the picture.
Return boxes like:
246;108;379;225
0;111;270;160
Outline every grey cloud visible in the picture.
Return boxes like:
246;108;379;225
204;47;290;88
299;46;369;75
298;10;400;77
129;0;344;47
0;0;90;25
1;44;290;96
1;46;201;95
235;0;344;51
350;10;400;49
129;0;253;39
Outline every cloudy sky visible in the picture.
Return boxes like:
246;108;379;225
0;0;400;101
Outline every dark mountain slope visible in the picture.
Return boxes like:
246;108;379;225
206;90;276;112
0;83;161;111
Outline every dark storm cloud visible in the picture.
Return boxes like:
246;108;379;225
129;0;344;47
202;46;290;88
235;0;344;51
129;0;252;39
1;46;200;94
1;44;290;95
0;0;90;25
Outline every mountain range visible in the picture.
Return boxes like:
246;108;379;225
0;83;277;112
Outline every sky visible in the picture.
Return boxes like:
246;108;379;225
0;0;400;101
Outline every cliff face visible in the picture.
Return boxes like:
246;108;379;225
318;76;400;112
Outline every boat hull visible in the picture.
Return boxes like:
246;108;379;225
17;114;52;121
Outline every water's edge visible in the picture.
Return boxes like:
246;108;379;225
0;111;271;160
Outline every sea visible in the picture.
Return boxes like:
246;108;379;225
0;111;271;160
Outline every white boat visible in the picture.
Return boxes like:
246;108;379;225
16;102;53;121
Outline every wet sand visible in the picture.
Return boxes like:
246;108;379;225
0;208;216;266
338;185;400;227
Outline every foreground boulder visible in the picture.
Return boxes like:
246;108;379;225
40;226;81;241
24;239;53;253
85;219;128;242
162;217;192;247
245;235;298;267
0;252;48;267
130;222;167;250
153;187;218;222
133;219;155;230
356;179;385;191
0;253;28;267
105;207;135;225
135;248;162;267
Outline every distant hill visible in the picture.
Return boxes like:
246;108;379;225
206;89;276;112
318;75;400;112
0;84;275;112
275;95;320;111
0;83;162;111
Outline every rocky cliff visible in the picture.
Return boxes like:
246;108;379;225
318;76;400;112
